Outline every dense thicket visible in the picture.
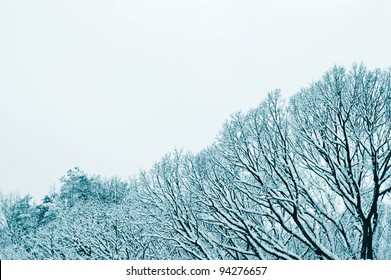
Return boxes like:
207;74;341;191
1;65;390;259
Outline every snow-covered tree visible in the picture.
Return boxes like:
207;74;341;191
290;65;391;259
1;64;389;260
137;152;214;259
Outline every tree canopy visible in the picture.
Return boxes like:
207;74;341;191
1;64;390;260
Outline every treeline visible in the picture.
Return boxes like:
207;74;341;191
1;64;390;260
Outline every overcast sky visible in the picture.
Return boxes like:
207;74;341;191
1;0;391;201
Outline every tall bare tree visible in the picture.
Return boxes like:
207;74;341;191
290;65;391;259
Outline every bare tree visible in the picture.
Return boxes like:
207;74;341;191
137;151;226;259
290;65;391;259
213;92;344;259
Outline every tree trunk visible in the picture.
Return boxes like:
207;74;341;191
361;218;374;259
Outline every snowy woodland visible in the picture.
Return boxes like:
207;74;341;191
0;64;390;260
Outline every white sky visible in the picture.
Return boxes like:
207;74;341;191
1;0;391;201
